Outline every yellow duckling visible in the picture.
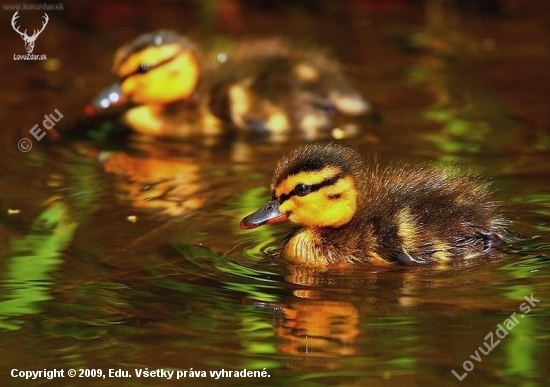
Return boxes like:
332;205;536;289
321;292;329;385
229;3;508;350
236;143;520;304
240;142;510;267
87;30;368;140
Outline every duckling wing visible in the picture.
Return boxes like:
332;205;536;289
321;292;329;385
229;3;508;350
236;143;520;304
358;165;511;264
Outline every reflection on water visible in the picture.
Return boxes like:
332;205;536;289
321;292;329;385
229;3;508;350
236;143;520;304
1;151;548;386
2;1;550;387
1;201;77;331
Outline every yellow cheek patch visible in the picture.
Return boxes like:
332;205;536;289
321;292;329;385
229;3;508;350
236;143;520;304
279;197;296;216
275;166;341;198
279;175;358;228
120;51;199;104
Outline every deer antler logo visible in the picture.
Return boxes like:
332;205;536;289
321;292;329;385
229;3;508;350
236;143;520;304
11;11;49;54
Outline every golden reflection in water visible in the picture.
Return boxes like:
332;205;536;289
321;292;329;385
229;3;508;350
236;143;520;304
270;266;365;365
262;253;524;372
101;152;204;216
275;296;359;360
273;265;402;365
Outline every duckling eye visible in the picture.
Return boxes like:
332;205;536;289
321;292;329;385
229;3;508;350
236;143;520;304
137;63;150;74
294;183;311;196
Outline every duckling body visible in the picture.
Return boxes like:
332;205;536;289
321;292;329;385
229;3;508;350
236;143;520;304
240;142;510;267
208;39;368;139
88;31;368;140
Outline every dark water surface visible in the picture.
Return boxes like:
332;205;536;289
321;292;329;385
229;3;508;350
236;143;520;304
1;1;549;386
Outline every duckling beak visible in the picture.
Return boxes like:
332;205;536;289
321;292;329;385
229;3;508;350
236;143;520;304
85;81;127;116
240;200;288;229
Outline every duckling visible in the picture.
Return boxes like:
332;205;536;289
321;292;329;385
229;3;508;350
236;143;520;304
87;30;208;137
240;142;510;267
87;30;368;140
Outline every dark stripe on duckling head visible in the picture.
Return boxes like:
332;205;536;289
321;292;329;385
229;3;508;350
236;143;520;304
114;31;200;81
272;142;364;189
115;30;190;65
277;172;343;205
119;52;182;83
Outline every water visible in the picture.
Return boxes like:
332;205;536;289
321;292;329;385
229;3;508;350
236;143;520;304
1;1;549;386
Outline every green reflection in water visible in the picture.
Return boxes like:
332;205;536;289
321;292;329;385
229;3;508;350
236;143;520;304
165;242;281;303
504;316;536;379
406;65;429;83
364;316;418;372
0;202;77;330
521;193;550;204
497;251;544;382
233;187;282;259
422;106;489;153
148;266;282;371
0;150;108;331
238;311;281;371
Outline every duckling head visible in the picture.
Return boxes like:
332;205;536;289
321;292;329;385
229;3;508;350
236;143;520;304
241;142;365;229
87;30;200;113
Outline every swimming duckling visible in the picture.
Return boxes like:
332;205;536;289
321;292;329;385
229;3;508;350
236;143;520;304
87;30;208;137
240;142;510;267
87;30;368;140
